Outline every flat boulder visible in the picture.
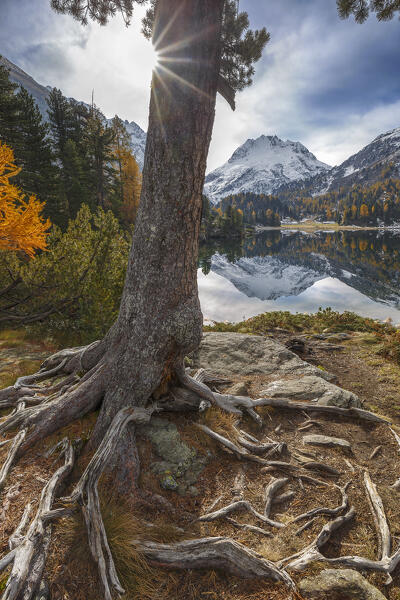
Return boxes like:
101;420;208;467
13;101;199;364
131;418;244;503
299;569;386;599
261;375;361;408
195;333;335;380
303;434;351;451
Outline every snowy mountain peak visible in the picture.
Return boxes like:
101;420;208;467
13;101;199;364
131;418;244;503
205;134;331;204
373;126;400;144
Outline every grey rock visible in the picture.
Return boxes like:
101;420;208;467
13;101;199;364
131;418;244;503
299;568;386;599
303;434;351;451
161;474;178;491
140;417;207;495
140;417;193;464
195;333;335;380
261;375;361;408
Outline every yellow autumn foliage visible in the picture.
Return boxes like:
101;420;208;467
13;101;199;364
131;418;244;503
0;141;51;257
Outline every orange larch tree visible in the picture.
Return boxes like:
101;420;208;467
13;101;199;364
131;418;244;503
0;141;51;258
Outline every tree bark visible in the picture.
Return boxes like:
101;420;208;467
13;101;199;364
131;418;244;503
93;0;225;441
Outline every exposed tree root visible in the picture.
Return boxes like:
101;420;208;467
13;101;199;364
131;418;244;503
263;477;288;518
0;429;26;492
1;348;400;599
63;406;154;600
279;507;357;570
291;482;351;523
198;498;285;529
364;470;391;561
225;517;273;537
3;440;74;599
132;537;295;587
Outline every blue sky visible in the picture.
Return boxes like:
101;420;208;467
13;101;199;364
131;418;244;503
1;0;399;170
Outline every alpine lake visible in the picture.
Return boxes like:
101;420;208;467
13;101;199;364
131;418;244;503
198;228;400;324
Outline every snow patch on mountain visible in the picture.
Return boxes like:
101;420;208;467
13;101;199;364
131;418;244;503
305;126;400;197
204;135;331;204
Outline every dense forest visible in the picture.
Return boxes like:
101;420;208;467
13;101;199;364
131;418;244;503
0;60;142;230
219;171;400;226
0;60;141;340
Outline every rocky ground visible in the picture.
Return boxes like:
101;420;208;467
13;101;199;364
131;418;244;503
1;329;400;599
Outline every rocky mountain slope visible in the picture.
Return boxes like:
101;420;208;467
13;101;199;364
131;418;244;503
280;126;400;199
204;135;331;204
1;56;147;168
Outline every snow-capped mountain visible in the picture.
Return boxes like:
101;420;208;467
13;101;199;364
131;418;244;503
204;135;331;204
1;56;147;168
279;127;400;198
210;253;326;300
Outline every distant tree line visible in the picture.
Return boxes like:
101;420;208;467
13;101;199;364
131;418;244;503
201;195;245;239
219;192;281;226
219;172;400;226
0;59;141;230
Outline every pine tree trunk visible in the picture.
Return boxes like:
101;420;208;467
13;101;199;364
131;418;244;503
93;0;225;440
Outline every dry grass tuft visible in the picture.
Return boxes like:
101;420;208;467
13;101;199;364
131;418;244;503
0;359;42;389
200;406;239;443
52;497;188;599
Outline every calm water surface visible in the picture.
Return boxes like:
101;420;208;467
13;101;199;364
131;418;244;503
198;229;400;324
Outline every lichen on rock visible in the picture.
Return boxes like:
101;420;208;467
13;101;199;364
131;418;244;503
139;417;208;496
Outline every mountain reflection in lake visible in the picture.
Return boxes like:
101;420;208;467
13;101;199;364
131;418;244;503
198;229;400;324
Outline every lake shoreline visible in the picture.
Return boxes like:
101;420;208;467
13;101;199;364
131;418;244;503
254;222;400;232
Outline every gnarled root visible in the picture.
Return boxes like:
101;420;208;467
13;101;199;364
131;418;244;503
133;537;295;588
3;440;74;599
291;481;351;523
63;406;154;600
